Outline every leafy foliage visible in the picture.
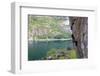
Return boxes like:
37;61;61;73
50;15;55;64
28;15;72;40
45;48;77;60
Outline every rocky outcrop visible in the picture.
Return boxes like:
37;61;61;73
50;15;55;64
69;17;88;58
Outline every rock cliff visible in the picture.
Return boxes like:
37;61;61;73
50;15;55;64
69;17;88;58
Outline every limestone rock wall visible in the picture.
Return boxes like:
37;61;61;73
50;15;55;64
70;17;88;58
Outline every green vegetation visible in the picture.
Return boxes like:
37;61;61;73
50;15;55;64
46;49;57;59
44;48;77;60
68;49;77;59
28;15;71;40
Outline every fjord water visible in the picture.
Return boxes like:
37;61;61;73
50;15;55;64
28;40;73;60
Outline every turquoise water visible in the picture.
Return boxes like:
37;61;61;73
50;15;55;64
28;40;73;61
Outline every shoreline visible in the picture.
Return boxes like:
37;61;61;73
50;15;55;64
28;38;72;41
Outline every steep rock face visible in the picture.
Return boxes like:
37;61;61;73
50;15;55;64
70;17;88;58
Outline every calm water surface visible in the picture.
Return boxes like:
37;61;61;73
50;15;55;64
28;40;73;60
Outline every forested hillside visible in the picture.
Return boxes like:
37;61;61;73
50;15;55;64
28;15;72;40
